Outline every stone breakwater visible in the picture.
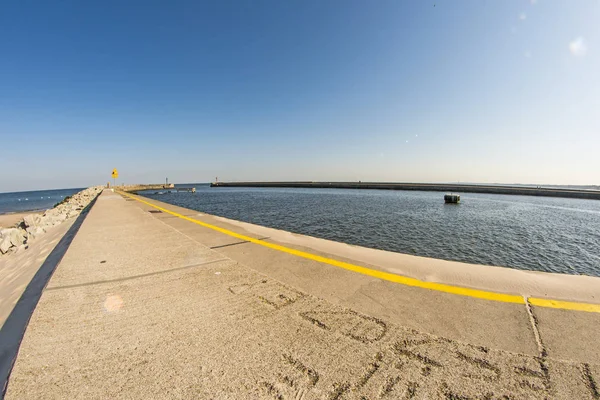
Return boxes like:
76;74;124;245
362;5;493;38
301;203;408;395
0;186;103;255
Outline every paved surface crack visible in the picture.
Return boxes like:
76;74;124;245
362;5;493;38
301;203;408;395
582;363;600;399
46;258;228;291
210;241;250;249
210;237;270;250
524;296;547;358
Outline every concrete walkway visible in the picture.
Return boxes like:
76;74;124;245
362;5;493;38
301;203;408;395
5;190;600;398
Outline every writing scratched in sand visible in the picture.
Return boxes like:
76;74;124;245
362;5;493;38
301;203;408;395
255;296;600;399
299;309;388;344
229;279;305;310
226;275;598;399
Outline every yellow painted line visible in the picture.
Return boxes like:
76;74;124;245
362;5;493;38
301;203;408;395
527;298;600;313
120;191;600;313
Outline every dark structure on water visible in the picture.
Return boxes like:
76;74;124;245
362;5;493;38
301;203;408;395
444;194;460;204
210;182;600;201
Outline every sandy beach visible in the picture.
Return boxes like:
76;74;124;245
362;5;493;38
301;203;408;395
0;220;74;328
0;211;43;229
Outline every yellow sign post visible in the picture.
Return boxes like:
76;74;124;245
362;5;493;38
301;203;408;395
111;169;119;187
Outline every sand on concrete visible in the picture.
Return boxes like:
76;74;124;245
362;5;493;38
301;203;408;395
5;190;600;399
0;211;43;229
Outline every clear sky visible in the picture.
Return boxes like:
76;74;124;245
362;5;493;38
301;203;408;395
1;0;598;191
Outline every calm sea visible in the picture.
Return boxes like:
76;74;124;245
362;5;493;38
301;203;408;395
141;184;600;277
0;188;83;214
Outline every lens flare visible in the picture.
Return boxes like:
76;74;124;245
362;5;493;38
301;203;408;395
103;294;124;313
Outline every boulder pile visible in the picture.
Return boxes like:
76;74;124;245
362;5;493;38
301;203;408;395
0;186;103;255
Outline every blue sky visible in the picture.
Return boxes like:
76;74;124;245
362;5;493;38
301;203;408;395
1;0;598;191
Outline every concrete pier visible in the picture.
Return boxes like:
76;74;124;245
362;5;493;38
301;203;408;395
119;184;195;194
120;183;175;192
211;181;600;200
3;189;600;398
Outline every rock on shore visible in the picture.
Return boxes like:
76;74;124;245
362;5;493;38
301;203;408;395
0;186;103;255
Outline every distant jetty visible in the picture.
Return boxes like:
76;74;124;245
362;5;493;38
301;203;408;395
119;184;175;193
210;181;600;200
118;184;196;194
